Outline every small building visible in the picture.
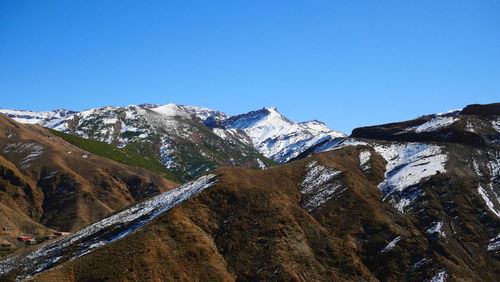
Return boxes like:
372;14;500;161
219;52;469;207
54;231;70;236
25;239;37;245
2;227;13;231
16;236;32;242
45;235;58;240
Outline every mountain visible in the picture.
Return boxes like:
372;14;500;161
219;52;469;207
295;103;500;159
0;109;77;128
0;114;177;257
350;103;500;147
223;107;345;162
0;105;345;180
1;103;498;281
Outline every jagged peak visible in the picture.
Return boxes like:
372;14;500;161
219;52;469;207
178;105;228;121
226;107;292;129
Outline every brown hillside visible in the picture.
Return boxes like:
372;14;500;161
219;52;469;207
0;114;177;239
26;143;499;281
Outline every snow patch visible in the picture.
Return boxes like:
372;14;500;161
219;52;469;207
411;117;457;133
374;143;447;196
359;150;371;171
426;221;446;239
159;138;178;170
178;105;227;121
0;175;217;280
487;233;500;251
380;236;401;253
472;160;483;177
477;185;500;218
2;141;45;169
429;270;448;282
410;257;427;271
393;197;413;213
152;104;191;119
257;159;266;169
466;121;476;132
492;118;500;133
300;161;345;211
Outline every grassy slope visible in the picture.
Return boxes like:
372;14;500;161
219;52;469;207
49;129;181;183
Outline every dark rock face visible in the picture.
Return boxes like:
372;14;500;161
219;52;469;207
203;116;226;129
352;124;486;146
351;103;499;147
460;103;500;116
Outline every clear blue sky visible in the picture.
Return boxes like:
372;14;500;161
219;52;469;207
1;1;498;134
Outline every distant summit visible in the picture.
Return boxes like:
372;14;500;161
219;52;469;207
0;104;345;180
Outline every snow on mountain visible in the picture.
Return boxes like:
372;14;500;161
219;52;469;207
374;143;447;195
478;184;500;218
326;141;449;214
0;174;217;280
312;139;450;214
410;116;458;133
472;150;500;219
152;104;192;118
429;270;448;282
224;108;346;162
0;108;76;128
380;236;401;253
178;105;228;122
0;105;346;165
2;141;45;169
300;160;346;211
359;150;372;171
493;118;500;133
487;233;500;252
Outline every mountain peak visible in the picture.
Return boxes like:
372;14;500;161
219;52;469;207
264;106;279;113
152;104;191;118
0;103;346;164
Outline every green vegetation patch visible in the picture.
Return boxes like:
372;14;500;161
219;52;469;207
48;129;180;183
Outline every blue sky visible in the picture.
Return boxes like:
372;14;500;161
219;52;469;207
1;0;498;134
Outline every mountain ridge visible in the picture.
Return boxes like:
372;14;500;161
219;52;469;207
1;102;498;281
0;104;345;180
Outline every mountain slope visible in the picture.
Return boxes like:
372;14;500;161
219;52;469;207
350;103;500;147
0;104;345;180
47;128;180;182
0;175;216;281
1;105;498;280
295;103;500;160
222;107;346;162
1;105;276;181
0;114;177;236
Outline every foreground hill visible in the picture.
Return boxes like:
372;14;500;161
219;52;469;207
1;104;498;281
0;114;177;244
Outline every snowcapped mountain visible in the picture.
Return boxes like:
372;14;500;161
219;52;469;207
0;103;499;281
301;103;500;218
137;105;346;162
0;109;77;127
0;114;178;235
0;104;345;179
223;107;345;162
